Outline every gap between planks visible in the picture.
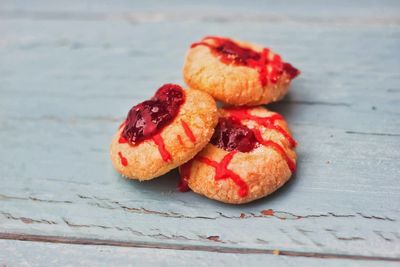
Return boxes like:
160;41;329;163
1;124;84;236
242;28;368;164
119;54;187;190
0;11;399;26
0;232;399;262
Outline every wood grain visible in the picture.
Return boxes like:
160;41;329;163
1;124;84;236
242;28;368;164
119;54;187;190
2;239;399;267
0;0;399;264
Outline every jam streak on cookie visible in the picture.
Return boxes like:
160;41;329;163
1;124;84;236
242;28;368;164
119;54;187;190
152;133;172;162
198;152;249;198
118;152;128;166
227;108;297;148
176;120;195;149
191;36;300;86
118;135;128;144
177;135;185;147
252;128;296;172
117;135;129;167
181;119;196;143
178;159;194;192
120;84;185;162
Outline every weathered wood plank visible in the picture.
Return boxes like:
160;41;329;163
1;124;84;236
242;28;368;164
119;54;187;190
2;239;399;267
0;0;399;262
1;0;400;24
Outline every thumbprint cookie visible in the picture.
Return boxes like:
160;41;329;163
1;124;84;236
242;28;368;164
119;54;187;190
183;36;300;106
110;84;218;180
178;106;297;204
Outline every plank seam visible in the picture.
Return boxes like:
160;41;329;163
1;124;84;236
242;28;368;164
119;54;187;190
345;131;400;137
0;233;399;262
0;11;399;26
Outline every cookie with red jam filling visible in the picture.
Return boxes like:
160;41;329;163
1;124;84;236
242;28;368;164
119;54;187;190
110;84;218;180
179;106;297;204
183;36;300;106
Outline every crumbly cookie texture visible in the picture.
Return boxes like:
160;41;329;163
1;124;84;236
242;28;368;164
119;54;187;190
110;88;218;180
183;36;300;106
180;106;297;204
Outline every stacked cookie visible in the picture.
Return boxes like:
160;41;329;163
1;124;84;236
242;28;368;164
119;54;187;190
110;36;300;204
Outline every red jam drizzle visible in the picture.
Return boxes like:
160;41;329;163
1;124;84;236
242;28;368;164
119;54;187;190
252;128;296;172
178;159;193;192
118;152;128;166
177;135;185;147
119;84;185;162
226;108;297;148
191;36;300;86
152;133;172;163
198;151;249;197
180;119;196;143
210;117;258;153
118;135;128;144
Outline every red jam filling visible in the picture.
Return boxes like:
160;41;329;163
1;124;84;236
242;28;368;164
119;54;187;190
214;39;261;65
210;117;258;153
121;84;185;145
191;36;300;86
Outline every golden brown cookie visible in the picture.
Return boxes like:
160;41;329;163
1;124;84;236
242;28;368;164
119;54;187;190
183;36;300;106
110;84;218;180
178;106;297;204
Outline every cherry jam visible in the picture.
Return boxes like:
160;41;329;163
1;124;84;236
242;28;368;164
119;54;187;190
210;117;258;153
191;36;300;86
215;39;261;65
121;84;185;145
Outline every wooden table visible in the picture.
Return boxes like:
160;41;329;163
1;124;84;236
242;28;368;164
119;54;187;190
1;0;399;266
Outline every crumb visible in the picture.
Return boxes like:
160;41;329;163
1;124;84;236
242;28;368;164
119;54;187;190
240;213;246;219
273;250;280;255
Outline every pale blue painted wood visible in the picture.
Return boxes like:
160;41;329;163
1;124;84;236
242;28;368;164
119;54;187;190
0;0;399;264
2;240;399;267
2;239;400;267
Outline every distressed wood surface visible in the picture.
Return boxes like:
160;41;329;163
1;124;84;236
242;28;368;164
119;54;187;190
1;239;400;267
0;0;399;265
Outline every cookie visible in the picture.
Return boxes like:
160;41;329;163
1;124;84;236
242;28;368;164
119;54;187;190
178;106;297;204
183;36;300;106
110;84;218;180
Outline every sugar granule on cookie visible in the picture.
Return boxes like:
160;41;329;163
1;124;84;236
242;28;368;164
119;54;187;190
183;36;300;106
110;83;218;180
